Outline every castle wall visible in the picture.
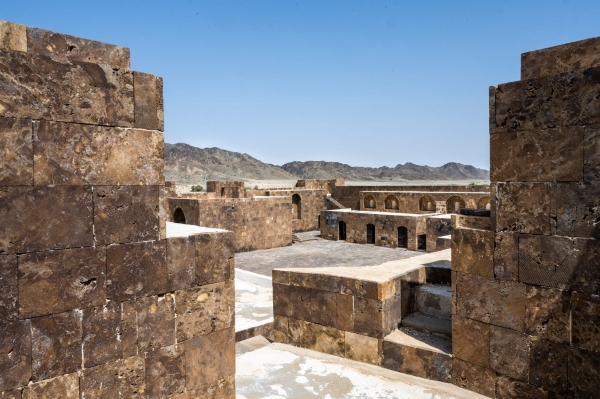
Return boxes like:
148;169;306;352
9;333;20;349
264;189;327;232
358;191;490;214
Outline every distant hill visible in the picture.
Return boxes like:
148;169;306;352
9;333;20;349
164;143;489;184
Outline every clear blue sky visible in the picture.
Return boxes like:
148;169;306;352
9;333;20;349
4;1;600;169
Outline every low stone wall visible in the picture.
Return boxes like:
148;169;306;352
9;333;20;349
359;191;491;214
426;215;452;252
264;189;327;232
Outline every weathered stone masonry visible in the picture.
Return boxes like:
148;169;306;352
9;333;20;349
0;20;235;399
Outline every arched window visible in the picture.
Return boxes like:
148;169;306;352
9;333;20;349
477;196;491;210
446;196;466;214
385;195;400;210
173;207;186;224
366;224;375;244
364;195;376;209
419;195;436;211
292;194;302;219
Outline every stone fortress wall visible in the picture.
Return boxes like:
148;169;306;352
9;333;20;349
0;20;235;399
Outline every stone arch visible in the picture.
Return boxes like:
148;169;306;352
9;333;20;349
385;195;400;210
173;207;186;224
477;196;491;210
364;195;376;209
419;195;436;211
446;195;466;213
292;194;302;219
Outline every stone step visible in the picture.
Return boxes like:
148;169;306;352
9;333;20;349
382;327;452;382
415;284;452;319
401;312;452;338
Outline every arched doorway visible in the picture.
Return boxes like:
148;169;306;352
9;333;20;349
385;195;400;210
339;221;347;241
292;194;302;219
364;195;376;209
366;224;375;244
397;226;408;248
446;196;466;214
419;195;436;212
173;207;186;224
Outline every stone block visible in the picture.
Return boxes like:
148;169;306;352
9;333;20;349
0;320;31;391
584;124;600;180
452;315;489;368
134;72;164;131
335;293;354;332
106;240;167;301
451;358;496;398
94;185;160;246
353;297;384;339
456;273;526;331
572;292;600;352
521;37;600;79
273;283;311;321
495;67;600;133
530;338;569;395
272;270;290;285
494;232;519;281
0;117;32;186
272;315;289;344
174;281;234;341
344;332;380;365
0;21;26;52
21;373;79;399
118;356;145;398
0;48;133;126
490;325;530;382
145;344;185;398
496;376;549;399
288;319;344;357
121;300;138;358
0;186;93;254
171;376;235;399
83;302;122;368
495;182;552;235
556;181;600;239
195;232;234;285
489;85;497;135
339;276;379;300
0;389;21;399
31;311;82;381
310;289;336;328
451;228;494;278
0;255;17;320
166;235;196;292
33;121;164;185
79;355;145;399
491;126;584;182
569;346;600;399
525;285;570;343
185;328;235;390
136;294;175;353
26;27;130;68
19;246;106;318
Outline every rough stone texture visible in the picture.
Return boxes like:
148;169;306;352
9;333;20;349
166;235;196;292
451;358;496;398
336;293;354;332
491;126;584;182
354;297;384;339
455;272;526;331
94;185;160;245
493;232;519;281
490;325;530;382
530;338;569;395
184;328;235;390
0;389;21;399
121;300;138;358
0;255;18;320
172;376;235;399
33;121;163;185
134;72;164;131
288;319;345;357
452;315;489;368
106;240;167;301
571;292;600;352
195;232;235;285
310;289;336;328
136;294;175;353
451;228;494;278
521;37;600;79
556;181;600;239
584;124;600;181
525;285;571;343
0;186;93;254
31;311;82;382
273;283;311;321
0;21;26;52
382;339;451;382
21;373;79;399
83;302;122;368
26;27;130;68
496;376;549;399
495;182;553;235
569;346;600;399
0;117;32;186
344;332;380;365
263;188;327;232
145;344;185;398
0;320;31;391
0;48;133;127
80;356;145;399
174;281;234;341
18;246;106;318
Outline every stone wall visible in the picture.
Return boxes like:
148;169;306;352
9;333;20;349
451;36;600;398
426;215;452;253
0;20;235;399
359;191;490;214
264;189;327;232
168;197;293;252
207;181;246;198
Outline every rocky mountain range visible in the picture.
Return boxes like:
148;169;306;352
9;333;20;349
165;143;489;184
